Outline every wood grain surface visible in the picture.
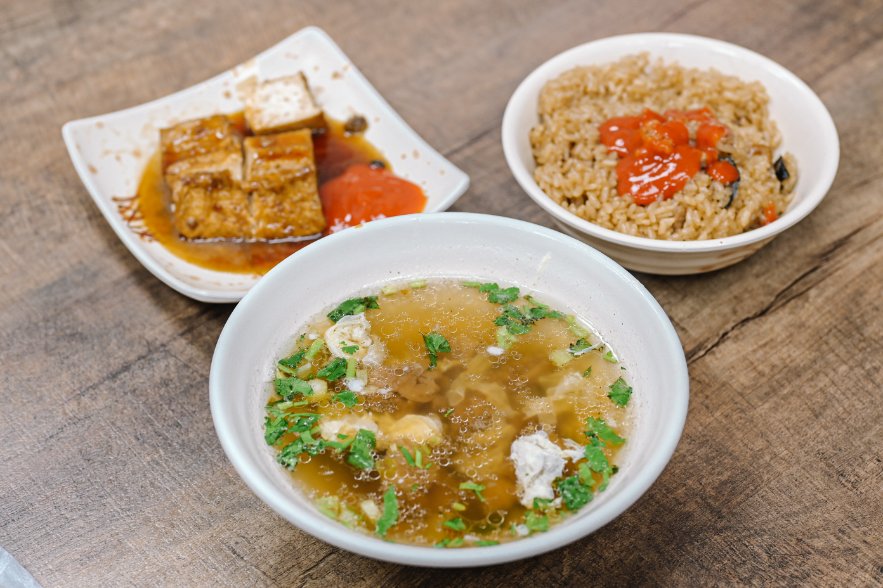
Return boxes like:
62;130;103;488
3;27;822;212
1;0;881;586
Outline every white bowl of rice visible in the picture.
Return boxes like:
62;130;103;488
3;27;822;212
502;33;839;275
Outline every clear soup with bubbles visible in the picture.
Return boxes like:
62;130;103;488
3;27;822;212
262;280;633;547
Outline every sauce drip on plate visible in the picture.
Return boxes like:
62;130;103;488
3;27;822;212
599;108;738;205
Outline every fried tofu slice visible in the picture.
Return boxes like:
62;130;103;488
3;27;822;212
244;129;326;239
244;73;325;135
160;115;243;181
171;172;251;239
160;115;250;239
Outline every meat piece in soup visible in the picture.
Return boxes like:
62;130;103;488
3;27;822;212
262;280;633;547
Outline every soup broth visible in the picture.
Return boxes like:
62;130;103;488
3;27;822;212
263;280;633;547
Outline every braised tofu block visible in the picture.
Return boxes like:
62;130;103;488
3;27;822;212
160;115;249;239
244;73;325;135
160;115;243;182
172;172;251;240
244;129;326;239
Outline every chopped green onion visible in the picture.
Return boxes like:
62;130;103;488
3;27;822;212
459;481;486;502
305;338;325;360
375;486;399;537
400;446;416;466
525;511;549;533
549;349;573;367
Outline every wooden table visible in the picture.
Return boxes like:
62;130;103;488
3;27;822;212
2;0;881;585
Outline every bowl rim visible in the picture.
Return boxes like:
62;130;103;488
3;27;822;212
501;32;840;253
209;212;689;567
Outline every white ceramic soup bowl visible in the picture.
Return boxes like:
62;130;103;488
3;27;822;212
502;33;839;275
210;212;689;567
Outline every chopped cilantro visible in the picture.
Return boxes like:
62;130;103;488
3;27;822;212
327;296;380;323
288;413;321;433
578;462;594;488
599;467;612;492
602;350;618;363
277;349;307;376
459;481;486;502
525;511;549;533
585;417;626;446
274;376;313;400
494;305;532;335
333;390;360;407
494;298;565;347
345;357;357;379
265;411;319;447
558;475;592;510
316;358;347;381
443;517;467;531
463;282;516;303
475;540;499;547
524;296;565;320
568;338;595;356
582;366;593;378
422;332;451;369
375;486;399;537
584;445;611;475
267;411;324;468
346;429;376;470
443;408;455;418
608;377;632;406
488;286;520;304
464;281;524;304
276;438;305;470
341;343;359;355
532;497;554;511
263;414;289;445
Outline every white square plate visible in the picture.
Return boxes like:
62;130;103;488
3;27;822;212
62;26;470;303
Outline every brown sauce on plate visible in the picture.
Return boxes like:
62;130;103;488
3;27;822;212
136;115;396;275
